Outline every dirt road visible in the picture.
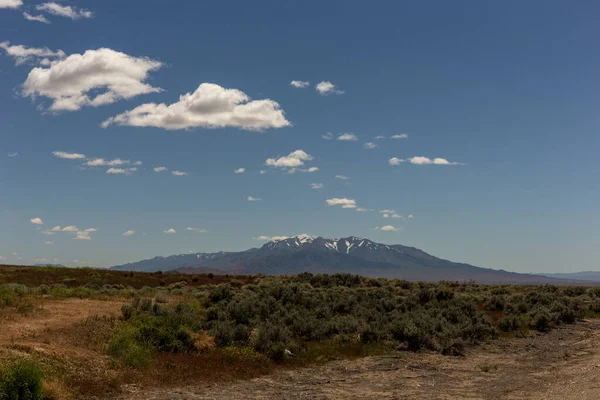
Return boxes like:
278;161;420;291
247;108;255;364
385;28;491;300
128;319;600;400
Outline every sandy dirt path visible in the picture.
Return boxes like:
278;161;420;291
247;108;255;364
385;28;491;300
125;319;600;400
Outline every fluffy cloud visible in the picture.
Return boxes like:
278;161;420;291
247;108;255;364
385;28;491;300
102;83;290;131
389;156;461;165
378;225;399;232
364;142;377;149
52;151;85;159
266;150;313;169
122;230;135;236
326;198;357;209
335;175;349;180
23;12;50;24
106;167;137;175
233;168;245;174
172;171;188;176
311;183;324;190
247;196;261;201
0;0;22;9
337;133;357;141
36;2;93;19
153;166;167;172
391;134;408;139
30;217;43;225
315;81;344;95
322;132;333;140
290;80;309;88
0;41;65;65
61;225;78;232
74;231;91;240
23;48;163;112
164;228;176;234
186;227;207;233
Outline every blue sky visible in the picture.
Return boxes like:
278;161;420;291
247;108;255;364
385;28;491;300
1;0;599;272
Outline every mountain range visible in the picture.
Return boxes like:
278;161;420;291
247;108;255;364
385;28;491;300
111;235;590;284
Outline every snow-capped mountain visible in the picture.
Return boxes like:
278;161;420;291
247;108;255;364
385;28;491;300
110;235;570;284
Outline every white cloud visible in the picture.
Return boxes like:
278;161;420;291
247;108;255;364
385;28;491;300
356;208;373;212
379;209;396;214
52;151;85;159
106;167;137;175
265;149;313;169
23;48;162;112
375;135;386;140
337;133;358;141
45;241;54;245
74;231;91;240
384;213;403;219
122;230;135;236
84;228;97;232
164;228;176;234
41;230;54;235
0;0;22;9
102;83;290;131
259;170;266;175
87;158;128;167
311;183;324;190
0;41;65;65
326;198;357;209
172;170;188;176
153;166;167;172
290;80;309;88
364;142;377;149
233;168;245;174
379;225;399;232
254;234;312;241
315;81;344;95
389;156;461;165
0;256;7;262
322;132;333;140
335;175;349;180
300;167;319;173
23;12;50;24
51;226;61;231
133;161;143;166
36;2;93;19
408;214;414;219
247;196;261;201
186;227;207;233
61;225;78;232
30;217;43;225
8;152;18;157
391;134;408;139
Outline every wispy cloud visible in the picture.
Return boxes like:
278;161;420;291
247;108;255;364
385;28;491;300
87;158;129;167
234;168;245;174
52;151;85;160
172;171;188;176
247;196;261;201
0;41;64;65
106;167;137;175
322;132;333;140
391;134;408;139
326;198;357;209
364;142;377;149
337;133;358;141
8;152;18;157
335;175;350;180
153;166;167;172
122;230;135;236
45;241;54;245
375;135;386;140
389;156;462;165
290;80;309;88
315;81;344;95
23;12;50;24
36;2;93;20
377;225;399;232
356;207;373;212
311;183;324;190
186;227;207;233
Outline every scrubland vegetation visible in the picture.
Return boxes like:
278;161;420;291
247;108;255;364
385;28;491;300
0;265;598;399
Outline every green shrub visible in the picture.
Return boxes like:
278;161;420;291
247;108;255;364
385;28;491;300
0;360;44;400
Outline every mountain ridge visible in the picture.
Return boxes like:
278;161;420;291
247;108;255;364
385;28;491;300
111;235;586;284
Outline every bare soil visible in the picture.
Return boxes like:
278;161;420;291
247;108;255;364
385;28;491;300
125;319;600;400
